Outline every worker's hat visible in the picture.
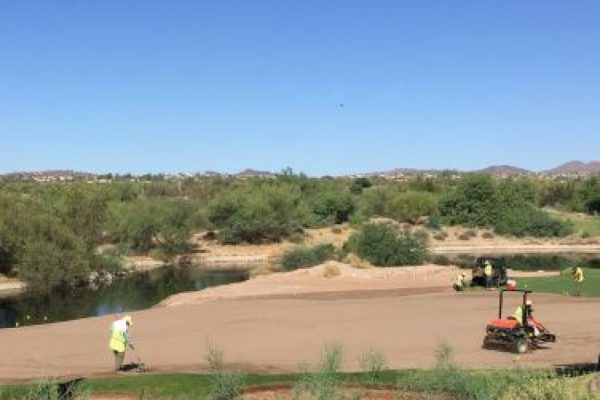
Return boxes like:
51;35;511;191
525;300;533;306
123;315;133;326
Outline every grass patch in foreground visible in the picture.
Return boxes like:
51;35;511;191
516;268;600;297
0;370;593;399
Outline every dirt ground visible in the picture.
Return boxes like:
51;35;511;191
189;224;600;266
0;261;598;383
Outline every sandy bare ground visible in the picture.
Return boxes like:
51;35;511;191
159;263;557;307
186;225;600;267
0;264;597;383
160;263;464;307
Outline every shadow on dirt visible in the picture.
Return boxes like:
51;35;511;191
554;361;600;377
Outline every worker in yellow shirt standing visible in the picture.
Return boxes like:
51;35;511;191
484;260;493;289
572;266;584;296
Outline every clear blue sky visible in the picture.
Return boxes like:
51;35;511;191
1;1;599;176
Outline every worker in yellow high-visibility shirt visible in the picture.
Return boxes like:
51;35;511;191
572;266;584;296
109;315;134;371
484;260;493;289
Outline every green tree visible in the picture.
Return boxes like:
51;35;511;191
439;174;498;226
345;223;428;266
311;190;355;224
208;184;307;244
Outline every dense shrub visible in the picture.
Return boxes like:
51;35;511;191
349;177;372;194
440;174;572;237
439;174;499;227
281;244;336;271
494;205;573;237
0;194;92;290
391;191;439;222
345;223;428;266
109;198;199;254
209;184;307;244
310;190;356;225
359;188;438;222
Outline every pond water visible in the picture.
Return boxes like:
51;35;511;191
0;267;248;329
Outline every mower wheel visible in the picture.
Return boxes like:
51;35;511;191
512;338;528;354
482;336;492;349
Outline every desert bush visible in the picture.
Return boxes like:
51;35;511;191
439;174;499;227
359;348;388;384
204;341;243;400
429;254;451;266
294;344;344;400
458;233;471;240
433;231;448;241
390;191;439;222
343;253;370;269
440;174;572;237
322;262;341;278
494;205;573;237
208;184;307;244
281;244;336;271
349;177;372;194
310;191;356;225
427;214;442;229
482;231;494;239
413;229;430;241
344;223;428;267
109;198;198;254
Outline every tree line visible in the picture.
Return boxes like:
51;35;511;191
1;172;599;290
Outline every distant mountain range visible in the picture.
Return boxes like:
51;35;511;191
2;161;600;180
358;160;600;178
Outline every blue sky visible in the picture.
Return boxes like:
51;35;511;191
1;1;599;176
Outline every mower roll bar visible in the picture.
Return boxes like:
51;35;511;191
498;289;532;319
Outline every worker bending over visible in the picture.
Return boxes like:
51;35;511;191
453;273;467;291
109;315;134;371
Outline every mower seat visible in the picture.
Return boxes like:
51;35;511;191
488;318;519;329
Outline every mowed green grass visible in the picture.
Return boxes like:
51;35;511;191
515;268;600;297
0;371;402;399
548;210;600;236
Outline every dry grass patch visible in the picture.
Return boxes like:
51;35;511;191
322;262;341;278
343;253;372;269
249;264;280;278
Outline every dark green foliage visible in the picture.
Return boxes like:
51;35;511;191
109;199;199;254
208;184;307;244
439;174;499;227
440;174;572;237
536;180;576;208
281;244;336;271
345;223;428;266
494;205;573;237
0;193;92;290
426;214;442;229
311;191;355;224
359;188;439;222
349;177;372;194
391;191;438;222
52;184;109;248
577;177;600;214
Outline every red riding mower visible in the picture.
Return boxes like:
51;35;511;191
483;289;556;354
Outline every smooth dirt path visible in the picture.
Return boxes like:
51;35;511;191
1;290;600;383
